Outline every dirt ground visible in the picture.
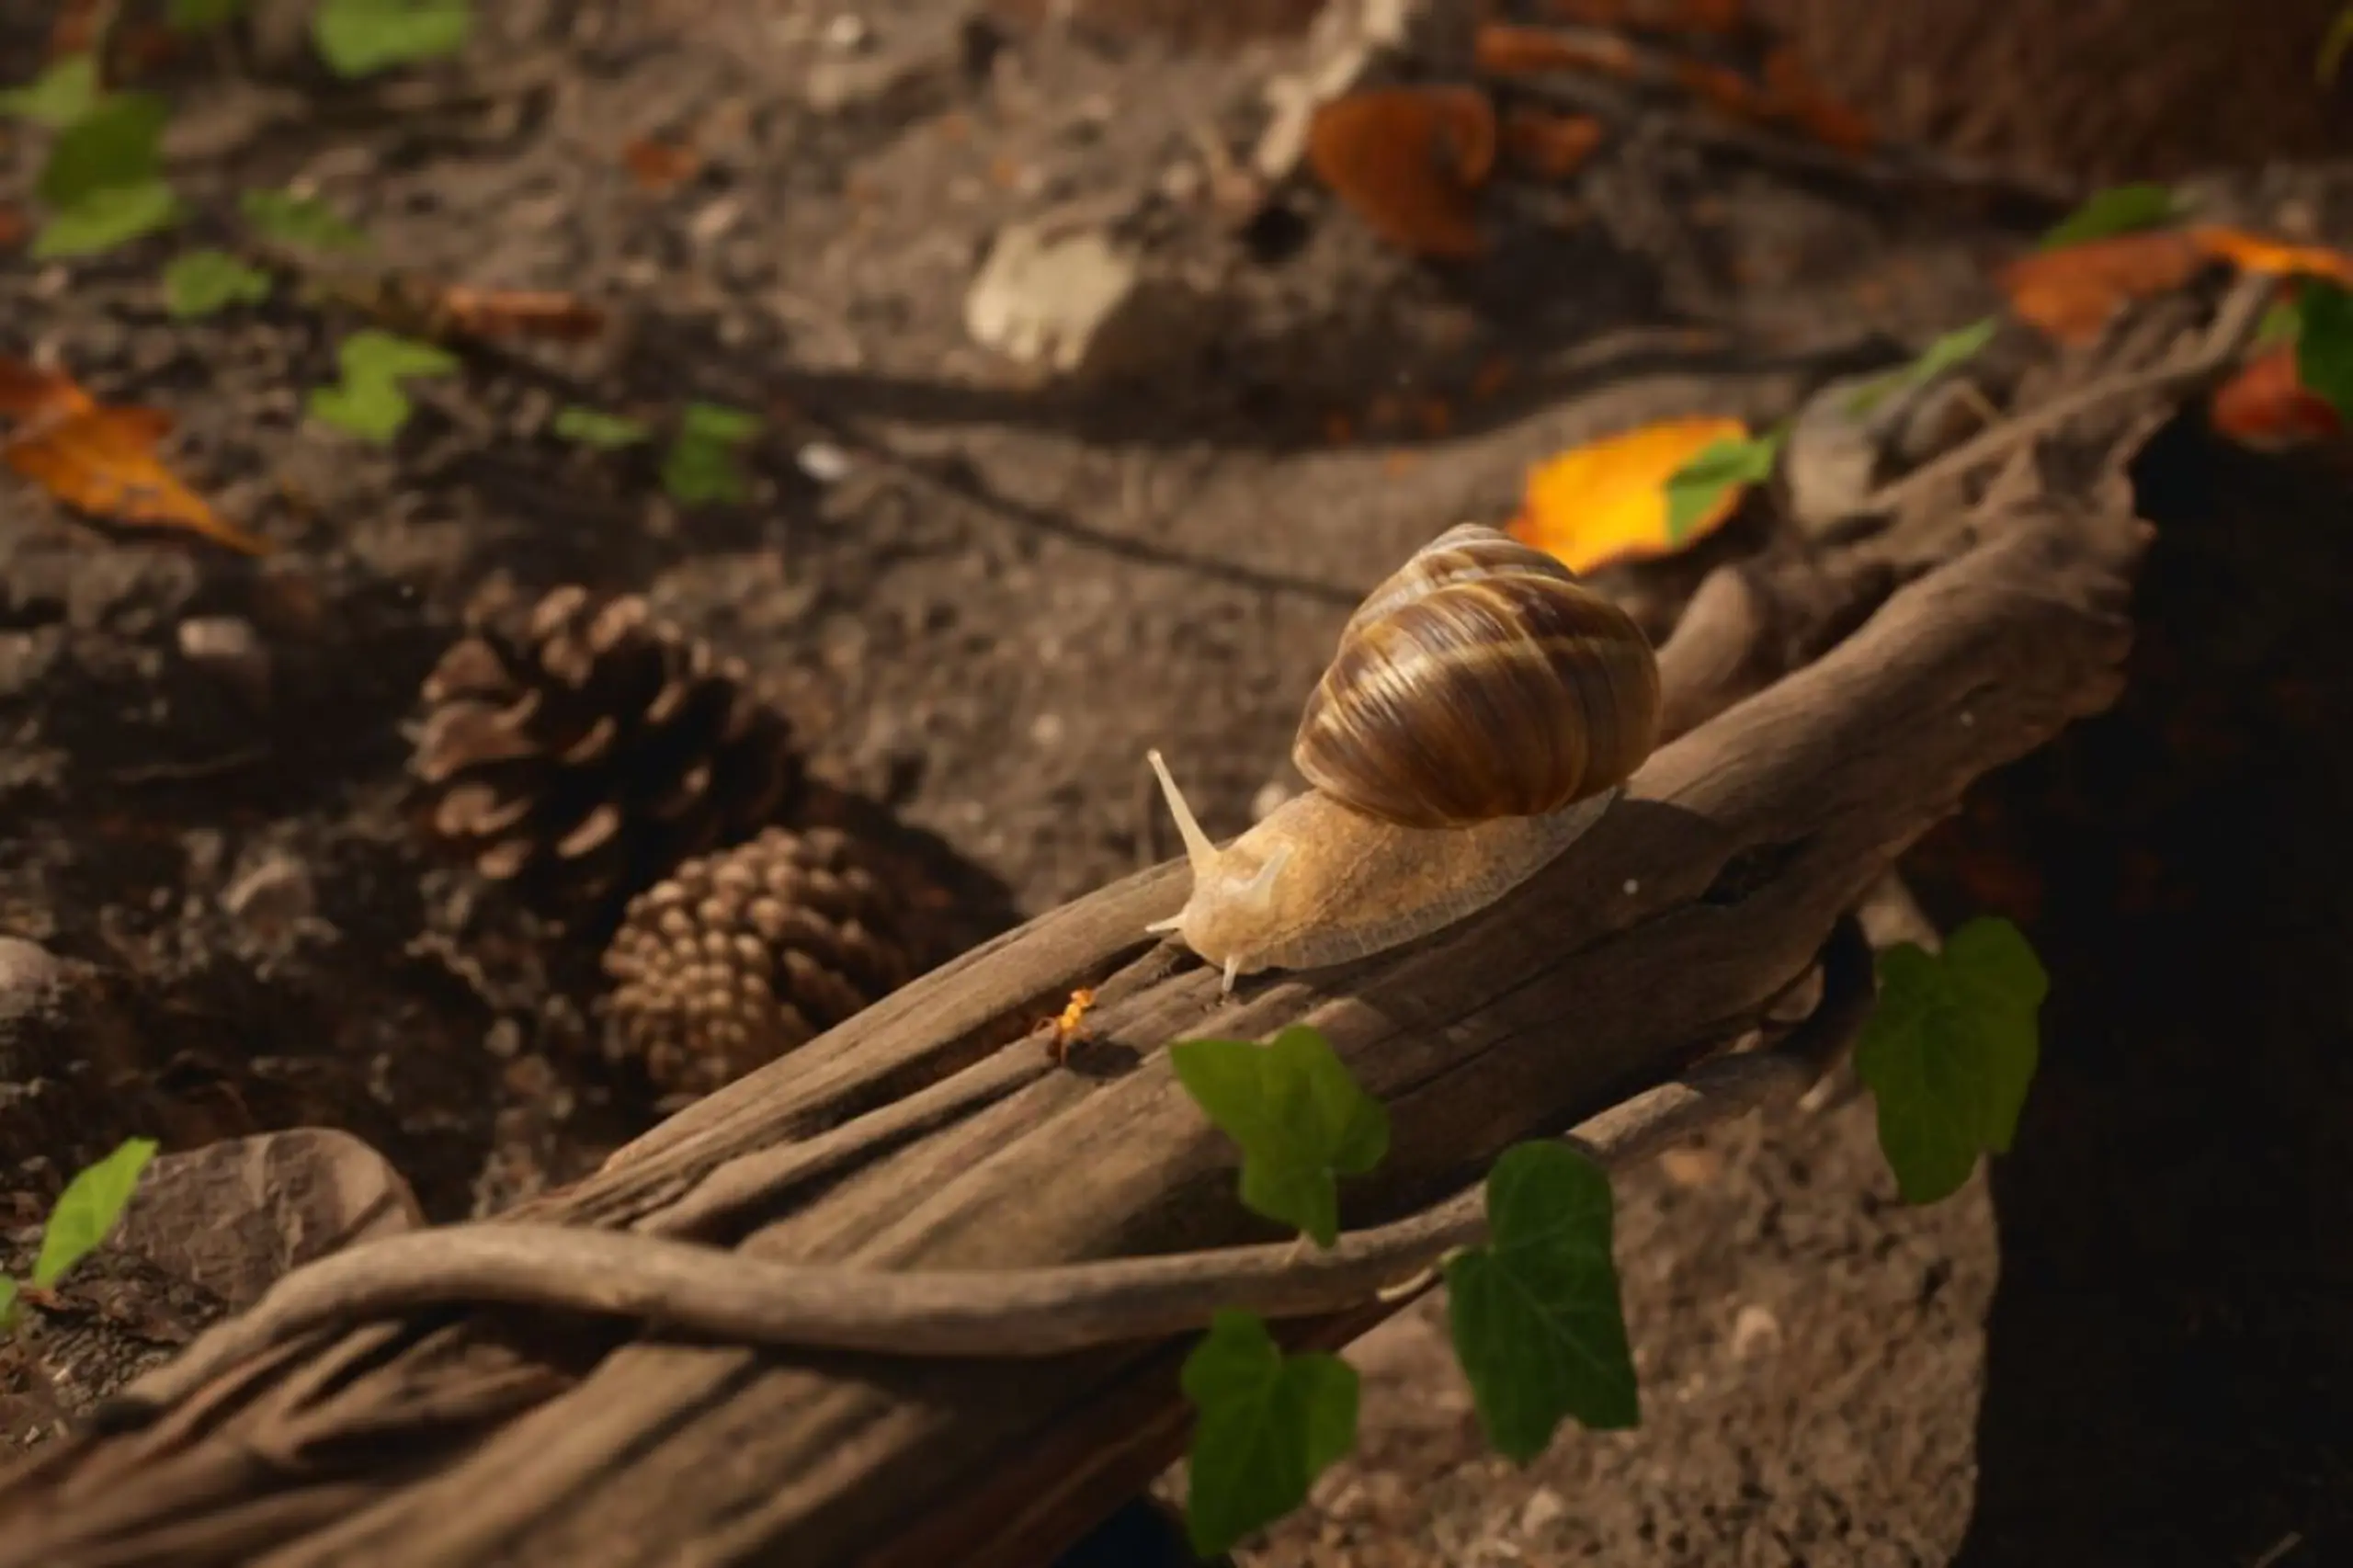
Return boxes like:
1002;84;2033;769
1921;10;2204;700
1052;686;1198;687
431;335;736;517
1;2;2347;1565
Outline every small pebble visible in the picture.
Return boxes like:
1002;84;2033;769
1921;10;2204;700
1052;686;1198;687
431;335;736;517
796;441;854;483
1517;1486;1567;1536
1730;1302;1783;1361
176;615;271;708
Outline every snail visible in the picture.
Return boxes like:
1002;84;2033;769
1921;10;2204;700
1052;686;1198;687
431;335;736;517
1145;522;1662;992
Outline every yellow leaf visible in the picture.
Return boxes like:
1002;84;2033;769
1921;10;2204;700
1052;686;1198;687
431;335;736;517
1507;416;1751;573
2188;225;2353;290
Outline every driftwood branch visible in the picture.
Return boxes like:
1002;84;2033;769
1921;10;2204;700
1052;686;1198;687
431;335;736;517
0;286;2239;1568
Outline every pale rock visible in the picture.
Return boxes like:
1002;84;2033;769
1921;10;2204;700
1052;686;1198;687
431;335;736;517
963;222;1202;381
176;614;271;709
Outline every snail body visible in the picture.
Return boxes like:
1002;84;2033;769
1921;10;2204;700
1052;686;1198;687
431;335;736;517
1146;523;1662;992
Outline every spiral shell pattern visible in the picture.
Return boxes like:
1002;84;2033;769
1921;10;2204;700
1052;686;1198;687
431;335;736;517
1291;523;1661;829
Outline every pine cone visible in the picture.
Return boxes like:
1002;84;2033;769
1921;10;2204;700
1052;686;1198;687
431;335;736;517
600;826;914;1100
409;579;802;926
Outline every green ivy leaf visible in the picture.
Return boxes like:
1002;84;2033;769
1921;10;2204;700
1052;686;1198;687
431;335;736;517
2039;183;2180;251
37;92;170;209
1444;1141;1638;1461
0;54;101;128
0;1276;17;1335
1180;1308;1358;1558
165;249;274;316
169;0;251;30
307;329;460;442
1853;916;2050;1205
239;187;370;253
313;0;474;79
553;404;652;449
2292;279;2353;424
1662;426;1783;541
33;181;183;259
32;1137;158;1290
660;402;763;506
1844;316;1997;416
1169;1024;1390;1248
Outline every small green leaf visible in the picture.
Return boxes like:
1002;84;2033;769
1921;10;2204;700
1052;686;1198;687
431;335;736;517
1662;426;1783;541
1180;1308;1358;1557
2292;279;2353;424
553;404;652;449
308;330;460;442
1844;316;1997;416
0;1276;16;1334
32;1138;158;1290
37;92;170;209
338;327;460;383
313;0;474;79
33;181;183;259
308;380;415;443
1853;916;2050;1205
660;402;763;506
0;54;100;128
1444;1142;1638;1461
2321;4;2353;85
165;249;274;316
1169;1025;1390;1248
239;188;369;253
2039;183;2180;251
169;0;251;30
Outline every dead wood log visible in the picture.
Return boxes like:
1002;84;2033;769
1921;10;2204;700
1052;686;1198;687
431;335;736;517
0;286;2258;1568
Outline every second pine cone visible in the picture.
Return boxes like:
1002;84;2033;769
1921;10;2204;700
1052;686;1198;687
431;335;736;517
601;826;914;1101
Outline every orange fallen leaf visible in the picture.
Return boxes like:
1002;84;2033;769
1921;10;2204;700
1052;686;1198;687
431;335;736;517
6;410;269;555
621;136;701;192
1996;229;2209;344
437;286;607;344
2188;225;2353;290
0;207;24;251
1507;415;1751;572
1501;107;1606;180
0;358;267;555
1307;85;1498;259
2208;343;2345;450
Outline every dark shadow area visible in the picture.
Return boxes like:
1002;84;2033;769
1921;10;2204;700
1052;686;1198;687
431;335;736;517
1915;415;2353;1566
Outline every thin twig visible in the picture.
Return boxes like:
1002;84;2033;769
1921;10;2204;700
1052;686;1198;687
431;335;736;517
1859;275;2274;517
118;920;1873;1412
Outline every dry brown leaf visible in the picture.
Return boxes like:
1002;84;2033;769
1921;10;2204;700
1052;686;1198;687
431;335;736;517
1474;22;1641;79
0;358;267;555
1305;86;1498;259
437;286;608;344
1501;107;1606;180
1996;229;2209;344
2208;344;2345;451
621;136;702;192
0;358;96;423
1758;45;1875;153
1508;415;1752;572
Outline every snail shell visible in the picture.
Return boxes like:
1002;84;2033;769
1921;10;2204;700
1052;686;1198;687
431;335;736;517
1292;523;1661;828
1144;523;1665;991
